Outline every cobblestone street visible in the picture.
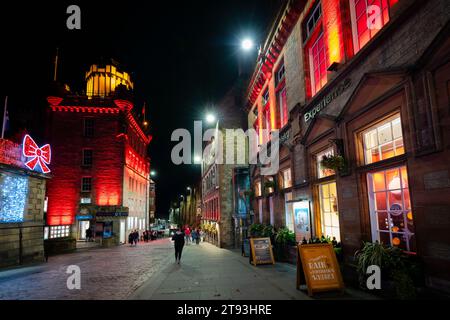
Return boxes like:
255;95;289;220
0;238;376;300
0;239;174;300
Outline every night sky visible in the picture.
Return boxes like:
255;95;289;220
0;1;280;218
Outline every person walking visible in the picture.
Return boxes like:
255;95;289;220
128;232;134;246
172;228;185;264
195;229;200;245
184;227;191;245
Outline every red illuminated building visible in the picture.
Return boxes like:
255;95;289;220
45;62;152;250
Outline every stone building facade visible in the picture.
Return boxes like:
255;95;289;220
0;138;49;268
246;0;450;291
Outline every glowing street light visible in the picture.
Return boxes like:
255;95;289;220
205;113;216;124
194;155;202;164
241;38;254;51
150;170;156;177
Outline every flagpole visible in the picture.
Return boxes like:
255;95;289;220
1;96;7;139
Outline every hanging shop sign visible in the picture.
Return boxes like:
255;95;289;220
296;243;344;296
22;134;52;173
304;78;351;123
250;237;275;266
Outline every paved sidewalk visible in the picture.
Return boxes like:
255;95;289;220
133;241;377;300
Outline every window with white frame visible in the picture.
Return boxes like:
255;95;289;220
316;147;335;179
49;225;70;239
309;31;327;96
367;166;415;252
349;0;391;54
362;114;404;165
319;182;340;242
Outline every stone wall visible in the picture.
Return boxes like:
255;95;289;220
0;173;46;268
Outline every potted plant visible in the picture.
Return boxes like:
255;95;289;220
354;241;423;299
274;227;297;263
249;223;264;238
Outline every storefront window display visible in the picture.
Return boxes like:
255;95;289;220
318;182;340;242
367;166;415;252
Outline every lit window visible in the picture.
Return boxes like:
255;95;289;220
319;182;340;242
81;177;92;192
350;0;391;53
82;149;93;166
276;62;288;128
278;88;288;128
263;89;271;143
255;181;262;197
80;197;92;204
83;118;94;137
367;166;415;252
281;168;292;189
316;148;335;179
309;32;327;96
362;115;404;165
49;225;70;239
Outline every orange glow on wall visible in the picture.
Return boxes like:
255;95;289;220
97;192;120;206
322;0;344;65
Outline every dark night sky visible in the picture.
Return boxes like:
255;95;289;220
0;1;280;218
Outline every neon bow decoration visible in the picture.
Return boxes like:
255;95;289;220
22;134;51;173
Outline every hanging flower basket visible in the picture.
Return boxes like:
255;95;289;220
320;154;347;172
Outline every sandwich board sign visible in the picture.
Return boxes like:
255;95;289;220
249;237;275;266
296;243;344;296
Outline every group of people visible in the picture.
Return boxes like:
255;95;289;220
183;227;203;245
128;230;140;246
129;230;161;246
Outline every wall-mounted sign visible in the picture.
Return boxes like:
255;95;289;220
296;243;344;296
304;78;351;123
250;237;275;266
293;200;311;242
22;134;52;173
96;211;128;217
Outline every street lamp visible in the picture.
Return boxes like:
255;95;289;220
150;170;156;177
205;113;216;124
241;38;254;51
194;154;202;164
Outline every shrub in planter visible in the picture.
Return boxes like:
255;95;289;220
354;241;423;299
262;224;275;238
249;224;264;238
274;227;296;262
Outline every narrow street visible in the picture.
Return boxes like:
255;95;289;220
0;238;375;300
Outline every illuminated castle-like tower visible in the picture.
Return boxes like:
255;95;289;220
85;63;133;98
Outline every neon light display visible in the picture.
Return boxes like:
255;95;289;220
22;134;51;173
0;173;29;223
